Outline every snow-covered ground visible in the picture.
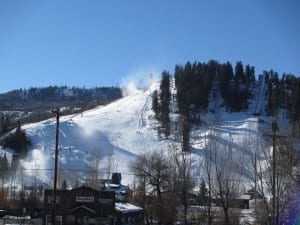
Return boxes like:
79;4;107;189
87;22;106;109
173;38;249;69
0;79;286;190
9;81;171;187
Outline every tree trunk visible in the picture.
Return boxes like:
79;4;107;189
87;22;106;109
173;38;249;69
224;208;230;225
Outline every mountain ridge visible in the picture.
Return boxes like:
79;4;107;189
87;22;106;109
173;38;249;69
0;85;122;134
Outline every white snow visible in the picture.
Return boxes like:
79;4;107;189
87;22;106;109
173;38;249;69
115;202;143;213
15;81;170;187
1;79;288;191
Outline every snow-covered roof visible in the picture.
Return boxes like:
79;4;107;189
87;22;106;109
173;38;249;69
109;184;121;188
105;183;128;191
115;203;143;213
237;194;251;200
104;183;129;201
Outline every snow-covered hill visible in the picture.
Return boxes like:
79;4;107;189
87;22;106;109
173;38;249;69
11;81;171;187
0;79;289;190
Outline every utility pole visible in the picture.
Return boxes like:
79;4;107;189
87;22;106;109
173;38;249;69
52;108;61;225
208;146;212;225
271;120;278;225
263;120;287;225
205;129;212;225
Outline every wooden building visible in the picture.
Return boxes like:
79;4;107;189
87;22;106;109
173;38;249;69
44;185;115;225
115;203;143;225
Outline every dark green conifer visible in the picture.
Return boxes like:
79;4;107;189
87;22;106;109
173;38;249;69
159;71;171;138
151;90;160;119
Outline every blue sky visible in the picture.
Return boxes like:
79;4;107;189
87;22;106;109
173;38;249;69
0;0;299;93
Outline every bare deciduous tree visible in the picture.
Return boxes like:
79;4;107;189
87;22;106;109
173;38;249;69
131;150;177;225
170;144;193;225
244;128;298;225
205;128;242;225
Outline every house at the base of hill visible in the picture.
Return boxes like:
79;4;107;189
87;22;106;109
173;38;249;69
44;176;144;225
44;185;115;225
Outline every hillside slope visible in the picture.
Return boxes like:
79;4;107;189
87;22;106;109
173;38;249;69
0;79;288;189
16;82;171;187
0;86;122;134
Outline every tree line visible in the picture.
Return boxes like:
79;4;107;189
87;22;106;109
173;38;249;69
146;59;300;224
174;60;255;114
153;59;300;144
265;71;300;135
0;86;122;135
0;86;122;110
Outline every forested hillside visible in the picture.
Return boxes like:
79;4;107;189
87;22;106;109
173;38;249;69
0;86;122;133
153;60;300;139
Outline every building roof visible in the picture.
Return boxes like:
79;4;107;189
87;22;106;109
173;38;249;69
237;194;251;200
115;203;143;213
69;205;96;214
103;183;128;201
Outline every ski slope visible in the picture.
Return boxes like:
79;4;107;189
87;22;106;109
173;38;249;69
1;80;277;189
16;82;171;187
251;74;267;115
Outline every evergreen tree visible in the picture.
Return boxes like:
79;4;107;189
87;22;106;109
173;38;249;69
3;122;31;162
159;71;171;138
266;70;280;117
175;62;194;114
179;114;191;152
219;62;234;109
151;90;160;119
174;64;182;88
245;64;255;86
207;60;219;80
228;61;252;111
234;61;245;83
291;78;300;121
288;76;300;136
230;82;241;111
0;116;10;132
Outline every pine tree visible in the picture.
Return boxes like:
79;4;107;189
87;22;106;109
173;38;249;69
159;71;171;138
289;76;300;136
265;70;281;116
0;116;9;132
234;61;245;83
207;60;219;80
179;114;191;152
245;64;255;86
219;62;234;109
175;62;193;114
3;122;31;162
152;90;160;119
